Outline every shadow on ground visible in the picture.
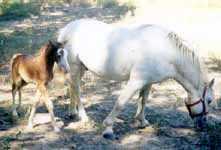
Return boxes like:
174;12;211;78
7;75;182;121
1;75;221;149
0;3;130;64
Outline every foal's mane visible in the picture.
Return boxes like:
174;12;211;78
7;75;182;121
38;43;50;56
34;42;55;60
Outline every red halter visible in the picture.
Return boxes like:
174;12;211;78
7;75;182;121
185;86;208;119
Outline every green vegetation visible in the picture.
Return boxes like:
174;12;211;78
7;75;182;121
0;28;55;64
96;0;118;8
0;1;40;21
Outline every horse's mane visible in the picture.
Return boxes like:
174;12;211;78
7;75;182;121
168;32;199;65
168;31;208;88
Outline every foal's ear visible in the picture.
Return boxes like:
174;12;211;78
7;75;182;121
48;40;53;46
58;42;64;47
209;78;215;88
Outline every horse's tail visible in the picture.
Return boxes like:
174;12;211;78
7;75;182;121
57;27;68;44
57;21;78;44
10;53;23;72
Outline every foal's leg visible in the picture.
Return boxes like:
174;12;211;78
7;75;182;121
12;83;18;117
17;80;27;109
27;88;41;129
68;63;87;121
18;90;21;107
135;85;151;128
40;84;60;132
103;79;146;139
12;79;26;117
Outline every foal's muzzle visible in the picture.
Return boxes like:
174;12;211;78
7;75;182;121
58;64;69;74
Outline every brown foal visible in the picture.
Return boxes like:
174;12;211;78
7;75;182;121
11;40;69;132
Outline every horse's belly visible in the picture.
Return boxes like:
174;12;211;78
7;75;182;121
79;49;132;81
71;20;158;81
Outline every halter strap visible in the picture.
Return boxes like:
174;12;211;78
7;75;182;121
185;86;208;119
202;86;207;99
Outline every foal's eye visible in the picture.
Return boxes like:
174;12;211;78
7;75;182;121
56;54;62;60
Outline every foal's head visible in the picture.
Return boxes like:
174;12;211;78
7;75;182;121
43;40;70;73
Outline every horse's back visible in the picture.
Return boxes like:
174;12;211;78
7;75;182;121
58;19;112;44
60;19;176;81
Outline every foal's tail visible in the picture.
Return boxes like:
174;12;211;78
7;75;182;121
10;53;22;72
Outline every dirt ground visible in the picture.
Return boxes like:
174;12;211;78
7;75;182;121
1;3;221;150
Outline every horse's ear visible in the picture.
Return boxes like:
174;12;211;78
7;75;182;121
209;78;215;88
63;40;67;45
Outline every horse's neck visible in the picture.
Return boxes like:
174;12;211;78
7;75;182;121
183;74;206;104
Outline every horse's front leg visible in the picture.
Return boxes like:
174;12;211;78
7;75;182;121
68;63;88;121
134;85;151;128
103;79;145;140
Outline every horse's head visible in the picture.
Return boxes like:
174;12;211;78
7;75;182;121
47;40;70;73
185;79;215;129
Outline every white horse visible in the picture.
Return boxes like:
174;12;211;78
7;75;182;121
58;19;215;140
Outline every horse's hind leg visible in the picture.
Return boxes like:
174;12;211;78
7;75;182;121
68;63;87;121
134;85;151;128
102;79;146;140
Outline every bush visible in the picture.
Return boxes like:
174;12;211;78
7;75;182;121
96;0;118;8
0;2;40;21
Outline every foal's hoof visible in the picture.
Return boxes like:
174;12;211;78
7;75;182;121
66;114;79;120
103;132;119;140
26;124;34;131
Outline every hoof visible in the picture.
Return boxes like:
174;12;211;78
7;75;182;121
133;118;150;129
54;126;61;133
12;110;18;117
66;114;79;120
26;124;34;131
139;122;150;129
137;119;150;128
80;116;89;123
103;132;118;140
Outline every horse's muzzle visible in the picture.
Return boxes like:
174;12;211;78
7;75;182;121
194;115;207;129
